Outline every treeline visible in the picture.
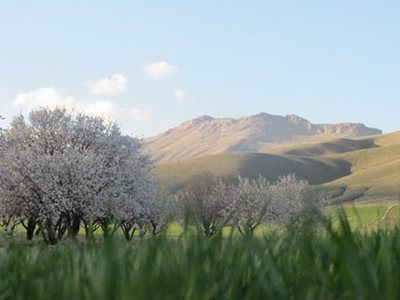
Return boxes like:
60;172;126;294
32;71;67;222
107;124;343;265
0;108;328;244
180;172;327;237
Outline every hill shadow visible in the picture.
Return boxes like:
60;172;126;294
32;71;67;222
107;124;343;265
282;138;377;157
237;153;352;185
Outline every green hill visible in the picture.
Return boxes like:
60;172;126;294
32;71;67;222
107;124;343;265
265;138;376;157
154;131;400;202
154;152;350;191
325;132;400;200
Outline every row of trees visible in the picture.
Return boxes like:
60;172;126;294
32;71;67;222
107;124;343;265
181;173;327;237
0;108;328;244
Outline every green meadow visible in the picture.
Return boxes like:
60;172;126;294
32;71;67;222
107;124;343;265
163;201;400;235
2;214;400;299
327;201;400;230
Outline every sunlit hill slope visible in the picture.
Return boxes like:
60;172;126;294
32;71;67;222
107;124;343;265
153;131;400;201
145;114;400;201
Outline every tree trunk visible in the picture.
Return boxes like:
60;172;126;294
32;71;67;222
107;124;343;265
41;221;58;245
46;226;58;245
26;218;36;240
151;221;158;235
68;215;80;239
83;221;93;241
102;220;110;240
122;226;133;241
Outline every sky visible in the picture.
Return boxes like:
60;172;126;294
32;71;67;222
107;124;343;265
1;1;399;137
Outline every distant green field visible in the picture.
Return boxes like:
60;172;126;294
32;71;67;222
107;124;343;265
326;201;399;231
164;201;400;236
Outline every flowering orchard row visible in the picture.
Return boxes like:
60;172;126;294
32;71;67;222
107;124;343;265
0;108;328;244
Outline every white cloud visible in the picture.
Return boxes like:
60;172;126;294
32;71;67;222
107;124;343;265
13;87;76;111
11;87;147;122
143;61;177;78
175;88;185;99
87;73;128;95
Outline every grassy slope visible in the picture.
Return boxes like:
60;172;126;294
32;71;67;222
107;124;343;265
154;131;400;200
262;137;376;156
154;152;350;191
326;132;400;200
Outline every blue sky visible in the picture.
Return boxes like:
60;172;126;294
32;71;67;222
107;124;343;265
1;1;399;137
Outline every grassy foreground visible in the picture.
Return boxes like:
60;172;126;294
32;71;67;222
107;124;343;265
2;217;400;299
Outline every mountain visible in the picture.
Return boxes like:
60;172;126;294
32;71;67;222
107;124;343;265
144;113;382;163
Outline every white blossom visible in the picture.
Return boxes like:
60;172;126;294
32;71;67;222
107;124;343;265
0;108;155;243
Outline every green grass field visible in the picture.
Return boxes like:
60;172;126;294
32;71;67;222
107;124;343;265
3;217;400;299
164;201;400;236
1;201;400;299
326;201;399;231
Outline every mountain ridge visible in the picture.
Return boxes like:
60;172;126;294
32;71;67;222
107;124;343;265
144;113;382;163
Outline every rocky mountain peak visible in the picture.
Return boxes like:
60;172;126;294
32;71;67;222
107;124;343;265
144;113;382;163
